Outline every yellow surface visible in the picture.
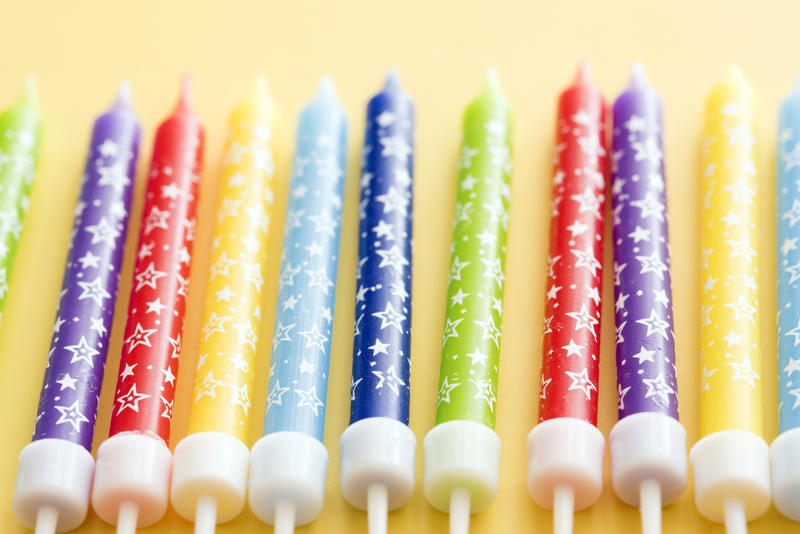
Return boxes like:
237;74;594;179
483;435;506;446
0;1;791;532
699;69;763;437
186;78;275;440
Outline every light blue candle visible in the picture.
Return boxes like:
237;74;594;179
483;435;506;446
778;80;800;433
263;77;348;442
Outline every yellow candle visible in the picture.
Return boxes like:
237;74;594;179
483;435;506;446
186;77;276;440
699;66;762;437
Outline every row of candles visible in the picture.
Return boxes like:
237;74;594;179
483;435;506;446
1;62;794;534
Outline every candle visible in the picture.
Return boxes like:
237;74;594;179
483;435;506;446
170;77;275;532
769;76;800;521
526;62;606;534
607;63;687;534
248;76;348;534
689;66;770;532
0;79;43;322
92;77;203;533
339;71;416;534
13;83;139;534
422;69;511;534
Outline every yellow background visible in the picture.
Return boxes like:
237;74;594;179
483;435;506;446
0;0;792;532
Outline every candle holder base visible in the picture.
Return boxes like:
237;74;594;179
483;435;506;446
170;431;250;525
91;432;172;528
526;417;604;511
340;416;416;512
770;426;800;520
13;438;94;533
422;420;501;514
248;430;329;527
689;430;770;524
609;411;687;507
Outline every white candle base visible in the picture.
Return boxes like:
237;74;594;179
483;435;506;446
608;412;687;533
724;499;747;534
92;432;172;529
340;416;416;519
689;430;770;525
274;500;296;534
526;417;604;514
422;420;501;516
771;426;800;520
170;432;250;527
553;485;574;534
13;438;95;533
248;431;329;527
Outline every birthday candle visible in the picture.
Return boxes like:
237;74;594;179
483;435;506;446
13;83;139;534
339;71;416;534
248;77;348;534
422;69;511;534
770;75;800;521
689;66;770;533
0;79;43;322
92;77;203;533
607;63;687;534
170;77;275;532
526;62;606;534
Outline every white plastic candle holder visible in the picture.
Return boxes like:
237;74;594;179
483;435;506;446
248;430;329;534
609;411;688;534
772;426;800;520
170;431;250;533
340;416;417;534
13;438;95;534
526;417;605;534
423;420;501;534
91;432;172;532
690;430;770;532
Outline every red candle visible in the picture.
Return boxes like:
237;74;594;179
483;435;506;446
538;62;607;425
526;61;608;534
91;77;203;532
109;77;202;440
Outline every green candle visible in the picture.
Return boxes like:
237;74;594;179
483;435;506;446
435;70;512;428
0;79;43;322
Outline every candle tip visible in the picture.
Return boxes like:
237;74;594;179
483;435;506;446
251;74;271;99
114;81;133;109
722;64;750;89
628;61;650;89
575;60;594;86
314;75;340;103
178;74;194;111
449;489;471;534
23;76;38;103
382;69;402;92
485;67;501;91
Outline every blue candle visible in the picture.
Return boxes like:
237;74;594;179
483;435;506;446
773;76;800;520
249;77;348;532
338;72;417;534
349;71;413;424
262;77;347;440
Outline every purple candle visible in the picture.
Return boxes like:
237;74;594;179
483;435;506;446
32;83;140;449
611;64;678;420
